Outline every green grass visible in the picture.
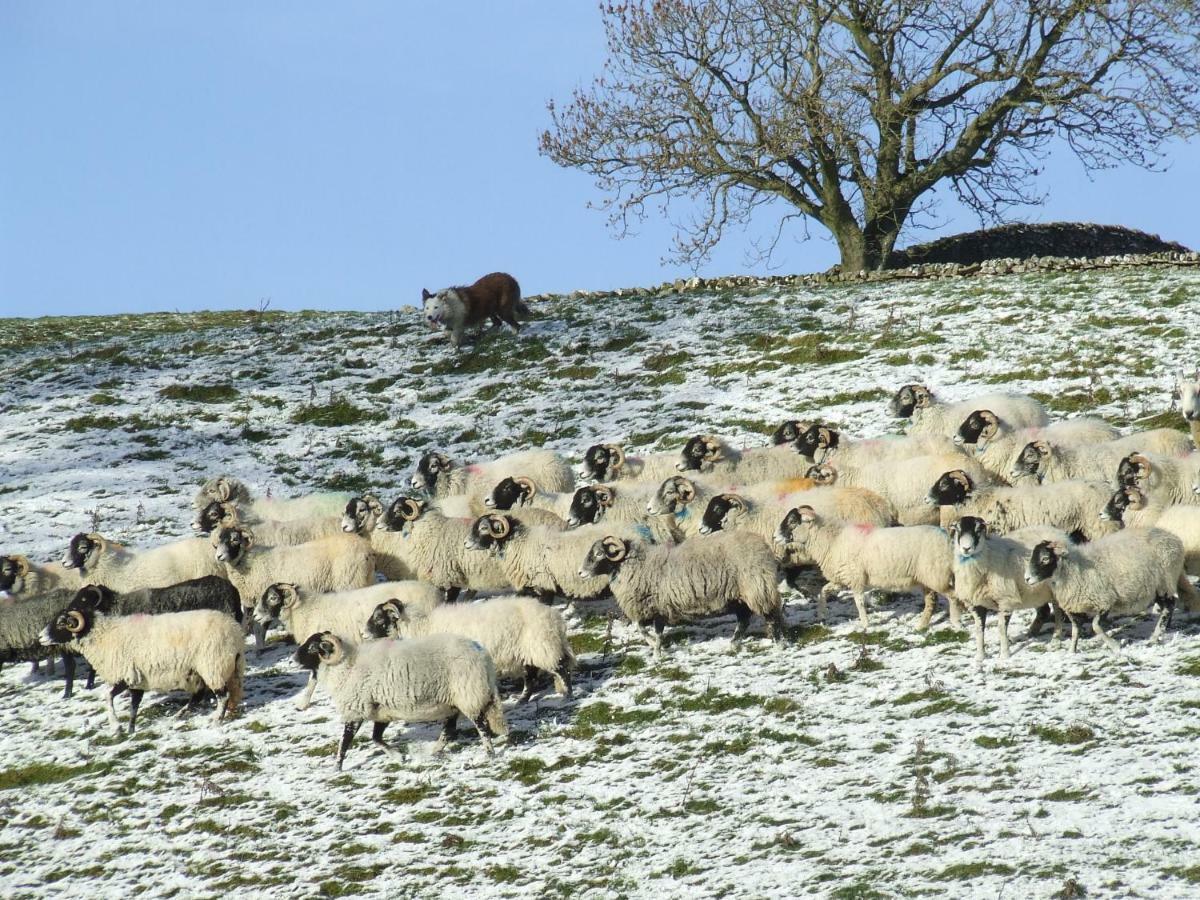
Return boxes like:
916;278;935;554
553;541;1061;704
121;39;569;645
157;383;239;403
290;399;384;427
0;761;108;791
1031;724;1096;745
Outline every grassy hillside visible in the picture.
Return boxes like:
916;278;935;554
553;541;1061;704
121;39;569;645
1;266;1198;898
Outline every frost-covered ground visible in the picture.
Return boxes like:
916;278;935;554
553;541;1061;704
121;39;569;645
2;267;1200;899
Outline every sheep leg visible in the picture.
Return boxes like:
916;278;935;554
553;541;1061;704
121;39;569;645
729;601;752;645
175;686;210;720
1149;600;1173;644
969;606;987;664
553;656;573;698
85;661;95;691
1067;613;1081;653
1050;605;1064;646
916;591;936;631
852;592;870;629
997;611;1012;661
470;707;497;757
127;689;145;734
520;665;540;703
371;721;402;759
295;673;318;711
816;583;839;622
1026;604;1052;638
106;681;128;732
767;610;788;644
1091;613;1120;656
62;653;76;700
211;688;229;724
337;720;363;770
252;621;267;654
946;594;962;628
652;617;666;656
433;714;459;755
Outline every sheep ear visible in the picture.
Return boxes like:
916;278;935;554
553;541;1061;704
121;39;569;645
796;505;817;523
947;520;960;538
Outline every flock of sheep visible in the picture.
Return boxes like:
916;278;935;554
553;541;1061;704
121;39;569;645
3;373;1200;769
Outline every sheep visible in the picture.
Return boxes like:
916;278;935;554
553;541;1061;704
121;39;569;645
192;500;345;546
947;517;1072;661
255;580;442;709
68;578;243;623
365;594;574;701
339;496;418;581
578;530;785;652
1101;485;1200;581
675;435;812;485
1114;451;1200;508
1023;529;1189;654
210;527;375;648
1010;432;1195;485
484;476;574;520
1178;370;1200;448
954;411;1119;481
0;555;78;598
889;384;1049;437
411;449;574;501
644;475;733;539
566;483;683;544
62;533;227;594
926;469;1119;542
40;606;244;732
294;631;507;769
580;443;683;485
770;420;815;446
1;589;86;697
807;453;988;526
794;425;958;468
193;475;349;520
380;496;513;602
774;506;954;630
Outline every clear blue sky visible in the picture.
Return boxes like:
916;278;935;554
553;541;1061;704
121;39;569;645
2;2;1198;317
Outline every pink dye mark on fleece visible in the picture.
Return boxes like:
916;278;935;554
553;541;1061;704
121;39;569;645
466;464;483;474
852;522;876;536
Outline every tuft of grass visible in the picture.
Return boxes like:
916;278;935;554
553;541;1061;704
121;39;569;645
290;399;384;427
158;383;239;403
1031;723;1096;745
0;762;108;791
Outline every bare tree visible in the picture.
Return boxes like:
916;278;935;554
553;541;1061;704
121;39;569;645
540;1;1200;272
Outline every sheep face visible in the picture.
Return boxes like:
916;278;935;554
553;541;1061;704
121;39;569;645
567;486;614;528
582;444;625;482
647;476;696;516
0;555;29;594
69;584;117;613
256;582;299;624
1010;441;1051;483
40;607;93;646
677;436;723;472
699;494;746;535
63;533;100;571
1024;541;1066;586
579;537;628;579
486;476;536;510
1101;485;1147;525
805;464;838;486
948;516;987;557
890;384;931;418
795;426;839;463
342;496;383;535
774;506;818;548
294;630;345;673
1115;453;1151;488
198;476;246;507
193;500;236;534
1179;371;1200;422
956;410;999;448
927;470;975;507
364;599;405;640
772;420;812;447
411;452;452;494
465;514;516;554
382;497;427;532
213;527;252;565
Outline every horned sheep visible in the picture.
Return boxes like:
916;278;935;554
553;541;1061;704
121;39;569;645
954;411;1119;481
411;449;574;502
1010;432;1194;485
193;475;350;520
193;500;346;546
63;533;227;594
0;555;78;598
1102;485;1200;581
889;384;1049;437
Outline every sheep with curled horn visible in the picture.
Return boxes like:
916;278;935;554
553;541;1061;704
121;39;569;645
954;410;1119;482
193;475;350;520
579;442;682;485
63;532;227;594
1011;432;1195;485
481;476;574;529
567;482;682;543
410;449;574;502
1;588;87;696
1102;485;1200;584
1115;451;1200;509
771;420;814;447
889;384;1049;437
0;555;79;599
192;499;346;546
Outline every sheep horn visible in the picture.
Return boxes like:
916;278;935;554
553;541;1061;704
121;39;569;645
316;633;344;663
607;445;626;471
594;486;614;507
677;479;696;503
702;436;724;461
723;494;747;511
488;515;511;539
514;476;537;501
795;505;817;523
364;495;383;517
400;498;423;521
13;556;29;577
601;537;626;561
215;478;233;502
63;610;87;634
912;385;933;408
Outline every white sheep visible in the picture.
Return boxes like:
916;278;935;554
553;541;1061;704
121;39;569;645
675;435;812;484
255;580;442;709
39;605;244;732
1178;370;1200;448
794;425;958;467
697;482;896;548
774;506;955;630
578;530;784;652
948;517;1072;661
63;533;227;594
193;475;350;520
484;476;574;519
580;443;684;485
566;483;685;544
411;449;574;501
1115;451;1200;508
211;527;376;647
889;384;1049;437
0;555;78;598
192;500;345;546
643;475;734;539
1023;529;1189;654
339;496;418;581
954;411;1119;481
1102;485;1200;583
1011;432;1194;484
294;631;508;769
810;453;989;526
927;469;1119;542
365;594;574;700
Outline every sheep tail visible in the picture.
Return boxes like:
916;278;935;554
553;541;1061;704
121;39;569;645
224;651;245;720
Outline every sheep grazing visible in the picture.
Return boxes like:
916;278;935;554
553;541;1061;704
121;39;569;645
1024;529;1190;654
948;517;1071;661
366;595;574;701
69;578;243;623
954;411;1119;482
809;452;987;526
566;483;681;543
579;530;784;652
192;499;345;546
211;527;375;647
1179;370;1200;447
193;475;349;520
1;589;85;697
380;497;512;602
927;469;1119;542
675;435;812;485
889;385;1049;437
339;496;418;581
1011;432;1194;485
1102;485;1200;581
1115;451;1200;508
411;449;574;501
40;606;244;732
580;443;682;485
295;631;508;769
0;555;78;598
62;533;228;594
775;506;954;630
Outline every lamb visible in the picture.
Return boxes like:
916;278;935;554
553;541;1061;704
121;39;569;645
0;555;78;598
63;533;227;593
411;449;574;501
1115;451;1200;508
1;589;85;697
68;578;243;623
192;475;349;520
192;500;345;546
255;580;442;709
580;443;683;485
889;384;1049;437
1010;432;1195;485
774;506;955;630
566;483;683;544
578;530;785;652
339;496;418;581
1101;485;1200;580
807;453;988;526
294;631;507;769
365;594;574;701
954;411;1119;481
948;517;1072;661
927;470;1119;542
675;435;812;484
1023;529;1189;654
210;527;376;647
380;496;513;602
40;606;244;732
